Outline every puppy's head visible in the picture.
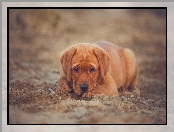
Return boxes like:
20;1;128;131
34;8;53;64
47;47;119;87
60;43;110;96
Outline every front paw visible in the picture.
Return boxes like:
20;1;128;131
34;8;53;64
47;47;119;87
56;86;70;93
132;87;140;96
82;92;95;100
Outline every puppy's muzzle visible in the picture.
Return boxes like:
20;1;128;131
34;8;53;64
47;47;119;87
80;83;88;92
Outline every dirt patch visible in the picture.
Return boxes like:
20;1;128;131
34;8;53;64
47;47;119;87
8;9;166;124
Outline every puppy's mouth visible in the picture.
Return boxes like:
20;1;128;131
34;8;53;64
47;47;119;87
70;87;89;97
73;89;86;97
69;89;85;99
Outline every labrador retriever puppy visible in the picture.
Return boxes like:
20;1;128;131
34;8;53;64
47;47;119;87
57;41;139;98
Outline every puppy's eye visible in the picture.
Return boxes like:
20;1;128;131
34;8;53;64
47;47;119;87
90;67;95;73
73;67;79;73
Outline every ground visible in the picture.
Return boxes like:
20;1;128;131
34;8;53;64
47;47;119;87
8;9;166;124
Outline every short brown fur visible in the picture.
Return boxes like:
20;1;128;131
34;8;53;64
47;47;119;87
57;41;139;98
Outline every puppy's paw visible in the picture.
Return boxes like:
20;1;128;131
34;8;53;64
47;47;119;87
121;91;132;96
120;87;140;97
132;87;140;96
56;86;70;93
82;92;94;100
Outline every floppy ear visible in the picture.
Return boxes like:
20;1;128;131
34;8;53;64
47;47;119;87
93;46;110;82
60;47;77;82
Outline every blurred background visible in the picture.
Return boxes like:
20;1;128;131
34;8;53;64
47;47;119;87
9;9;166;99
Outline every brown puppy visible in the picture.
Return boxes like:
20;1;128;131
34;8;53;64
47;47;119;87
57;41;139;98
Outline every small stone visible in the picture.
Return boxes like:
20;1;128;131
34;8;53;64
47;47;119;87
130;94;134;98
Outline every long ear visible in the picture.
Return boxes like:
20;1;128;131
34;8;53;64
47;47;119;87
93;46;110;82
60;47;77;81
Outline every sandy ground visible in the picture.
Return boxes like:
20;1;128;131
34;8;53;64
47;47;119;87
8;8;168;124
7;9;167;124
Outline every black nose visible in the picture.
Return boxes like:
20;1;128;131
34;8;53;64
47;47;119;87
80;83;88;92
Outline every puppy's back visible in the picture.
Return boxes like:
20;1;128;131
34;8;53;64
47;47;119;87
94;41;125;89
94;41;138;91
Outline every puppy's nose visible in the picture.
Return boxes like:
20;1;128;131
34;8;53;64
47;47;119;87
80;83;88;92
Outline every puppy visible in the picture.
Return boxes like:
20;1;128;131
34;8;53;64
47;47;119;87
57;41;139;98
